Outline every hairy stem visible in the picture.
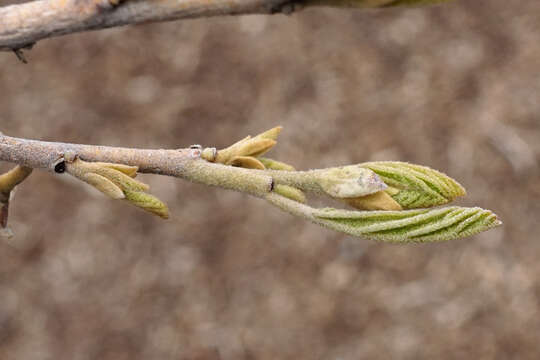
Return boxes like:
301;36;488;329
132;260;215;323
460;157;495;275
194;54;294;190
0;134;383;198
0;134;274;196
0;130;500;242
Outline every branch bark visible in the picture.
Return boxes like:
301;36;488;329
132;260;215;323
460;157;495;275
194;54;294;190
0;133;381;198
0;0;288;51
0;0;450;52
0;133;279;196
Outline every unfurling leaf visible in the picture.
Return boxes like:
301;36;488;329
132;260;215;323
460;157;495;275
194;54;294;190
314;206;500;243
266;192;501;242
103;163;139;178
274;185;306;203
214;127;282;164
65;158;168;219
360;162;466;209
258;158;296;171
253;126;283;141
90;166;149;192
0;166;33;194
344;190;402;211
0;166;32;238
124;190;169;219
227;156;266;170
82;173;125;200
216;138;276;164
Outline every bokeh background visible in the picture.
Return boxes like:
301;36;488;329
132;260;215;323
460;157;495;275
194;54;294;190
1;0;539;359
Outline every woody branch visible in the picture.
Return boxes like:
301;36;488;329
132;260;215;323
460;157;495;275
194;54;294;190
0;0;450;53
0;0;292;52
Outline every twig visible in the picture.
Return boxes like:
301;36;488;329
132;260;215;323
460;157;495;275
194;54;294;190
0;0;291;52
0;0;452;53
0;133;386;197
0;129;500;243
0;133;275;196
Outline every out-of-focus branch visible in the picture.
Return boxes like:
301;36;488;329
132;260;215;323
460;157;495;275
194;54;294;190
0;0;289;52
0;0;452;55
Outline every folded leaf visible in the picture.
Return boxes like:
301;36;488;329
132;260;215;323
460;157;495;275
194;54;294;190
344;190;402;211
104;163;139;178
82;173;125;200
91;166;149;192
314;206;501;243
227;156;266;170
274;185;306;203
214;127;282;164
0;166;33;194
360;162;466;209
124;190;170;219
0;166;32;239
66;158;169;219
258;158;296;171
253;126;283;141
266;193;501;243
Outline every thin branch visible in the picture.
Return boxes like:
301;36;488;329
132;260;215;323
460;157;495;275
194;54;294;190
0;133;385;197
0;129;500;243
0;0;289;51
0;133;276;196
0;0;452;53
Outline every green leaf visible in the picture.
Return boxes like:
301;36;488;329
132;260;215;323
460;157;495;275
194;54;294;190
92;166;149;192
0;166;32;194
214;127;282;164
227;156;266;170
343;190;402;210
360;162;466;209
66;158;169;219
258;158;296;171
124;190;170;219
82;173;125;200
274;185;306;203
314;206;501;243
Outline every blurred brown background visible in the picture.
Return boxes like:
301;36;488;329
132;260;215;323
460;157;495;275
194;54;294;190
1;0;539;359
